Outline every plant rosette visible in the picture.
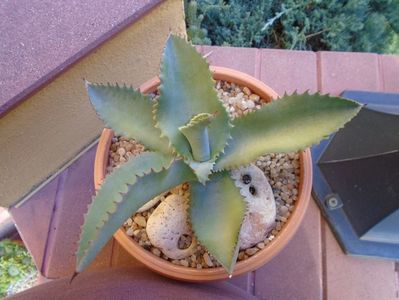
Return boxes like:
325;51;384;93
76;35;361;282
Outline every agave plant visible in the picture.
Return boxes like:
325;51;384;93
76;34;360;276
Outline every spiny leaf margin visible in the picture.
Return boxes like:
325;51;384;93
76;152;176;272
155;34;231;163
215;92;362;170
86;81;171;154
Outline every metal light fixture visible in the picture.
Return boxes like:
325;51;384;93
312;90;399;259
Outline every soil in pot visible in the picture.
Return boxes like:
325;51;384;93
106;80;300;269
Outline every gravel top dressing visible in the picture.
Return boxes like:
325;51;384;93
107;81;300;269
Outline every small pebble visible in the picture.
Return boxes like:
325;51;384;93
180;259;189;267
249;94;260;101
243;86;251;96
134;215;147;227
117;148;126;156
203;253;213;267
257;242;265;249
151;248;161;257
238;252;245;260
245;248;259;256
246;100;255;109
126;227;134;236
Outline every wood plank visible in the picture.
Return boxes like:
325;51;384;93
319;51;398;300
10;177;58;271
41;146;113;278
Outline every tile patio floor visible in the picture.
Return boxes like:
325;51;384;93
9;46;399;299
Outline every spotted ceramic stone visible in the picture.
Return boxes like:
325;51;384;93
231;164;276;249
146;194;196;259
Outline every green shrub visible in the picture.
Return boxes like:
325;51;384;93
185;0;399;54
0;240;36;298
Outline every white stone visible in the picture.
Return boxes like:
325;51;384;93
231;164;276;249
246;100;255;109
137;194;162;213
146;194;196;259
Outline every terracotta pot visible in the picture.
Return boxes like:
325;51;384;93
94;66;312;282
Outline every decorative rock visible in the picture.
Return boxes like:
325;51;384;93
151;248;161;257
146;194;196;260
243;86;251;96
257;242;265;249
180;259;189;267
133;215;147;227
117;148;126;156
231;164;276;249
124;218;133;226
245;247;259;256
246;100;255;109
203;253;213;267
279;205;289;216
126;227;135;236
249;94;260;101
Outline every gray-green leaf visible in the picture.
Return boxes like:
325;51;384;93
86;82;171;154
156;35;231;162
76;153;196;273
190;171;246;274
215;92;361;170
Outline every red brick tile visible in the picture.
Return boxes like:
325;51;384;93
380;55;399;93
260;49;317;95
323;224;397;300
10;178;58;270
254;200;322;300
318;51;381;95
200;46;257;77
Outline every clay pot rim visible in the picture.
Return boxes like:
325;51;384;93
94;66;312;282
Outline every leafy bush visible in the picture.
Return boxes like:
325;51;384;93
185;0;399;53
0;240;36;298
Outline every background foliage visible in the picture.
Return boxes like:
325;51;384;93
184;0;399;53
0;240;36;298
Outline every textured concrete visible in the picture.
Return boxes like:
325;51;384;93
0;0;162;114
0;0;186;208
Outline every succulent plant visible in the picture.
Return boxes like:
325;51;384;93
76;34;361;277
